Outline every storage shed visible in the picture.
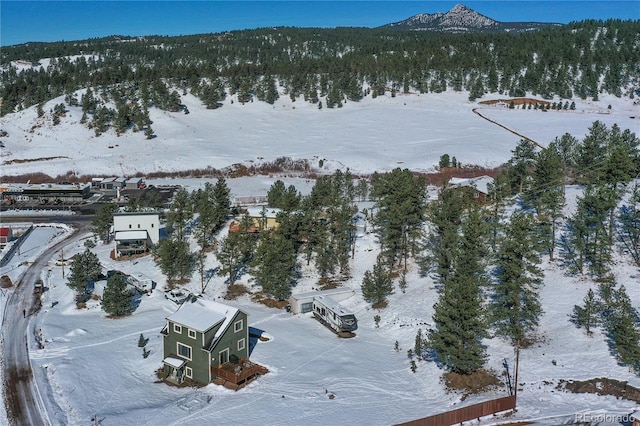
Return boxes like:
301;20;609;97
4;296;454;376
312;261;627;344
289;287;355;314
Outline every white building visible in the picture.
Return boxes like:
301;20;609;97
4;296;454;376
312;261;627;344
113;212;161;258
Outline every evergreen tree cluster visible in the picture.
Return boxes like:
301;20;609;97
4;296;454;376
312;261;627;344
66;248;102;294
2;20;638;121
573;280;640;372
425;120;639;376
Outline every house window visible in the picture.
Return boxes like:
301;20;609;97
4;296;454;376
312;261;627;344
177;342;192;360
151;224;154;228
173;324;182;334
188;329;197;339
238;338;245;351
138;224;141;228
128;224;132;229
219;348;229;365
185;366;193;379
234;319;243;333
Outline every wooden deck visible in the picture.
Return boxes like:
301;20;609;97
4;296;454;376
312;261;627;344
211;359;268;390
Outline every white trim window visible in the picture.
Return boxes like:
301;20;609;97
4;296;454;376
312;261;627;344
177;342;192;361
185;366;193;379
234;319;243;333
173;323;182;334
237;338;246;351
188;328;197;339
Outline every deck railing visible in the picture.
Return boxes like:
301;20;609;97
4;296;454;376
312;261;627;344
211;359;266;384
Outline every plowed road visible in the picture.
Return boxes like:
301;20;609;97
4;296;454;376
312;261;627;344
2;226;86;425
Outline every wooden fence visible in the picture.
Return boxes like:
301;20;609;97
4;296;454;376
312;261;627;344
395;395;516;426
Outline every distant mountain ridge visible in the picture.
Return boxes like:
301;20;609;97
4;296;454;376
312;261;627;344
382;4;561;33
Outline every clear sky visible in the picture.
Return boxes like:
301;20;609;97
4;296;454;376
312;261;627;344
1;1;639;47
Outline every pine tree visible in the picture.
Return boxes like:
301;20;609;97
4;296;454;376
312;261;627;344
67;249;102;294
267;180;286;208
91;202;118;242
414;329;424;360
423;185;464;281
166;187;193;241
102;273;134;317
144;125;155;139
372;168;426;268
606;285;640;371
486;172;511;252
525;142;565;259
361;257;394;308
398;271;407;294
212;177;232;229
138;333;147;347
572;288;600;336
561;185;615;277
155;238;196;282
491;212;543;345
429;205;488;375
617;183;640;268
216;232;244;285
251;231;296;299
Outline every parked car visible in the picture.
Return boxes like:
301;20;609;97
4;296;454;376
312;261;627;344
164;288;190;304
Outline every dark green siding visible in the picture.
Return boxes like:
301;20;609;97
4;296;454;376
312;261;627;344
162;309;250;386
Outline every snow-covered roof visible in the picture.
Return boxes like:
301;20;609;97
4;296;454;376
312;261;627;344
114;230;148;241
245;207;281;218
314;295;354;316
113;212;160;218
163;356;186;369
449;175;494;195
290;287;355;302
167;298;239;333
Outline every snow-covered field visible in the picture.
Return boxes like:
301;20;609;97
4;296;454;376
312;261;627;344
1;89;639;425
1;88;637;178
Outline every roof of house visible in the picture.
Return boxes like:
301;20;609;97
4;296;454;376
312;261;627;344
290;287;355;302
163;356;186;369
449;175;494;195
167;297;240;334
114;230;148;241
245;207;281;218
0;228;11;237
113;212;160;217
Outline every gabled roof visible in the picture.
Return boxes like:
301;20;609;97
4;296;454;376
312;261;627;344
167;297;240;334
449;175;494;195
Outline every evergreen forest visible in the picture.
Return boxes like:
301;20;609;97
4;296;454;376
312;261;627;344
2;19;639;133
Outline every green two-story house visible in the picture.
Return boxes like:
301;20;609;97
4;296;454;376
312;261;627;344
161;296;252;386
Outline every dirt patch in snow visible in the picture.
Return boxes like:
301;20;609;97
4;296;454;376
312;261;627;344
557;377;640;403
225;283;250;300
444;369;504;399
